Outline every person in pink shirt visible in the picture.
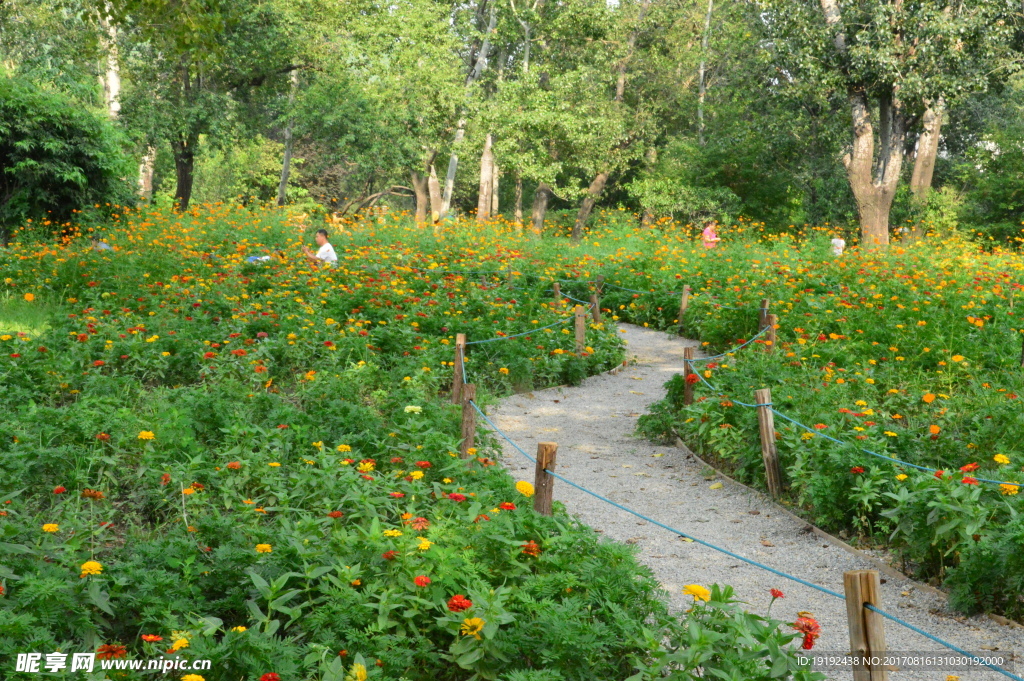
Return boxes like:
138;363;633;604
701;220;721;249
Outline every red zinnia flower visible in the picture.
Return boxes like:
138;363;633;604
414;575;431;587
96;432;110;441
53;486;66;494
685;373;700;385
260;674;281;681
203;352;216;359
141;634;163;642
813;423;827;430
96;643;127;660
389;492;405;498
226;461;241;470
499;502;516;511
850;466;865;474
447;493;467;502
960;462;980;473
415;461;432;469
256;332;268;338
521;540;542;557
277;424;289;429
391;457;404;463
474;514;490;523
160;473;170;485
447;594;473;612
962;477;979;485
770;588;784;599
327;510;343;518
382;550;398;561
935;470;945;478
793;617;821;650
93;360;105;367
410;517;429;530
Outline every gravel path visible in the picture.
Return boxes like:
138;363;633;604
487;323;1023;681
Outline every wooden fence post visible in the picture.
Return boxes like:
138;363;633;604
678;285;691;334
755;388;781;498
759;298;770;331
574;305;586;353
553;282;562;307
506;264;514;288
844;570;889;681
451;333;466;404
595;275;605;296
534;442;558;516
459;384;476;458
765;313;777;353
683;346;695;406
589;293;601;322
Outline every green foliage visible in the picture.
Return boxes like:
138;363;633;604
0;74;135;241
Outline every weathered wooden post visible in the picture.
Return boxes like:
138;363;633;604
758;298;770;331
553;282;562;306
765;313;777;353
683;346;695;406
459;384;477;458
589;293;601;323
506;264;514;288
451;333;466;404
534;442;558;516
754;388;781;498
574;305;586;353
678;285;691;334
844;570;889;681
595;275;605;295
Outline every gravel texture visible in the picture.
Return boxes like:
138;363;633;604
485;323;1023;681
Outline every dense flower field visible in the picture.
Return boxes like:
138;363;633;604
0;206;823;680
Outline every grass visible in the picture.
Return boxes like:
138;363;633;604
0;293;56;336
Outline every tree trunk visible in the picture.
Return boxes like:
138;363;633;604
514;173;523;228
910;98;944;205
571;171;610;242
697;0;713;145
172;136;196;211
138;146;155;201
845;88;904;247
428;165;443;222
99;14;121;119
277;70;299;206
411;171;429;223
531;182;551;235
640;145;657;227
476;133;495;221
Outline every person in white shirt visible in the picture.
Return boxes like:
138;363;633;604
831;233;846;256
303;229;337;267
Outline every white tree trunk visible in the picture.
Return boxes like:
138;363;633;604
491;158;500;215
476;133;494;222
98;13;120;119
138;147;155;201
697;0;713;145
428;165;443;222
277;70;299;206
910;98;944;205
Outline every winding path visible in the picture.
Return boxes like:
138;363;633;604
488;323;1023;681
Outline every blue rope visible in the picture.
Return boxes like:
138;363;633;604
603;281;684;296
467;400;846;600
690;327;771;362
865;604;1024;681
464;316;574;345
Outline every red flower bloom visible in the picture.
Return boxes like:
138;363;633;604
53;486;66;494
684;373;700;385
447;493;467;502
447;594;473;612
474;514;491;523
203;352;216;359
93;360;105;367
960;462;980;473
96;432;110;441
850;466;865;474
96;643;127;659
414;575;431;587
9;353;20;358
361;474;374;481
935;470;945;478
499;502;516;511
76;333;89;342
415;461;432;469
962;477;979;485
521;540;542;557
327;511;344;519
817;334;827;341
389;492;405;498
391;457;404;463
382;550;398;560
37;346;47;353
410;517;429;530
793;616;821;650
260;674;281;681
813;423;827;430
770;588;784;599
256;332;269;339
141;634;163;642
277;424;289;429
230;349;247;357
160;473;170;486
226;461;241;470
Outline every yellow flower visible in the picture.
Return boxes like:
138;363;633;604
404;405;423;414
138;430;155;440
460;617;486;640
80;560;103;577
994;454;1011;465
182;487;195;495
42;523;59;533
516;481;535;497
884;431;897;437
417;537;433;550
230;626;247;633
409;470;424;480
181;675;203;681
951;354;964;362
682;584;711;602
171;638;189;651
443;477;453;484
347;663;368;681
161;351;171;357
23;292;34;302
800;432;815;440
1000;484;1020;496
357;461;375;472
337;444;352;452
384;529;403;537
255;543;272;553
896;474;908;481
268;462;281;467
499;367;509;375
